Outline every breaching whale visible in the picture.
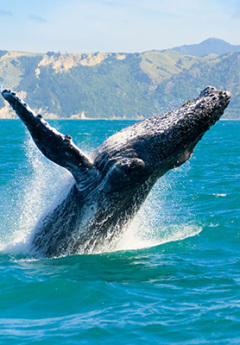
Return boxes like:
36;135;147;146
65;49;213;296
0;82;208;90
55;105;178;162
2;87;230;257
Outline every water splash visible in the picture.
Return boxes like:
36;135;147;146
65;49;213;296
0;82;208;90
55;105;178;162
99;169;202;253
1;136;201;257
1;135;72;255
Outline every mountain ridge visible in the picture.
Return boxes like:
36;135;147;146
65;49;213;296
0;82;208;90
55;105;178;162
0;38;239;120
167;38;240;56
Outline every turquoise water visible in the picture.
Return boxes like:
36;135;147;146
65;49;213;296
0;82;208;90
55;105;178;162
0;120;239;344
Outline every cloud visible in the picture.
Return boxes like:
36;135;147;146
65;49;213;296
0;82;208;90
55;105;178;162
0;9;13;16
29;14;47;23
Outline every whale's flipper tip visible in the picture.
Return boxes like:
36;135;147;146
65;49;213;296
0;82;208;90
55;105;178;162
2;89;12;99
1;89;26;107
2;89;96;183
1;88;10;95
2;89;16;98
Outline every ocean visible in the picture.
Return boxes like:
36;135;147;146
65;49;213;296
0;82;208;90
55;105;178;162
0;119;239;344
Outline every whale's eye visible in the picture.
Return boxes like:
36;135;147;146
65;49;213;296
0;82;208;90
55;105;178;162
65;135;72;141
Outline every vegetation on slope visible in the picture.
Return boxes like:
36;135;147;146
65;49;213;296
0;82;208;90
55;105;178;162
0;39;239;119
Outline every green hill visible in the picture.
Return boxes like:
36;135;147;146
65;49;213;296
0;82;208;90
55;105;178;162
0;44;239;119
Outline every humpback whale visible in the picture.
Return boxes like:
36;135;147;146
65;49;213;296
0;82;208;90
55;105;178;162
2;87;230;257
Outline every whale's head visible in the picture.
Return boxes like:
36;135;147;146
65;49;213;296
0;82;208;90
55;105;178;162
127;86;231;177
93;86;231;191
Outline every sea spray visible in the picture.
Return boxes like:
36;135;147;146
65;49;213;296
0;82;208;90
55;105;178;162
1;135;72;255
100;162;202;253
1;128;202;257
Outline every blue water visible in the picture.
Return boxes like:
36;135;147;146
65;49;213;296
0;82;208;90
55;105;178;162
0;120;239;344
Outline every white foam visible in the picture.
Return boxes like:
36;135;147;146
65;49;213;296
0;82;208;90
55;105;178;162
1;136;201;258
1;135;71;255
93;164;202;254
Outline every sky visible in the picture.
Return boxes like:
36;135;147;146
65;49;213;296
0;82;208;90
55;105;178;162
0;0;239;53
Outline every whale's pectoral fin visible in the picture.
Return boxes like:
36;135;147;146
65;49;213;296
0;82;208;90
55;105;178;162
2;90;94;182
